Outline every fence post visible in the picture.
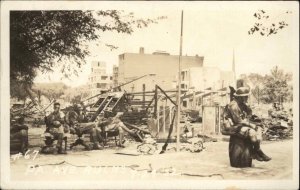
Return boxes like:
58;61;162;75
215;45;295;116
163;99;166;133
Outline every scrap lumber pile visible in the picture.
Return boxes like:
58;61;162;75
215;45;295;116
122;122;150;142
116;110;151;142
137;135;157;155
120;110;149;125
184;137;204;153
262;118;293;141
268;109;290;121
262;107;293;141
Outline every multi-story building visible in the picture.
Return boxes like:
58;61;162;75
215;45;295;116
112;65;119;88
115;47;235;109
117;47;204;93
88;61;113;97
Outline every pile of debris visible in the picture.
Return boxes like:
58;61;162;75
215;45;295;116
183;137;205;153
137;135;158;155
262;106;293;141
121;110;149;125
262;119;293;141
268;109;290;122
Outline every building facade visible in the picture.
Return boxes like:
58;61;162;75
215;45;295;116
88;61;113;97
181;67;235;91
112;65;119;88
117;47;204;93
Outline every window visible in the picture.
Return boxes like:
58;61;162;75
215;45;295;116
119;54;124;60
110;76;113;80
183;101;187;107
97;83;107;88
101;76;108;80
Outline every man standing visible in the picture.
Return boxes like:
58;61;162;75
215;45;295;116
225;87;271;162
45;102;66;154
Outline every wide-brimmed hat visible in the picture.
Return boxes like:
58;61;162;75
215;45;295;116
234;87;250;97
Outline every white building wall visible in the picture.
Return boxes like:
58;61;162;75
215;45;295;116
118;51;204;92
181;67;234;91
88;61;113;97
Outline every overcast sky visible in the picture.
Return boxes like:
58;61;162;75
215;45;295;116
31;1;299;87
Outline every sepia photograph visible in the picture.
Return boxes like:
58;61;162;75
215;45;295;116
1;1;299;189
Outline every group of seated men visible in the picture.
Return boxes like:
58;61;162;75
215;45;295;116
45;102;134;154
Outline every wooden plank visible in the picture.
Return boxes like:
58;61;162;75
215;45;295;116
154;85;158;117
123;122;150;134
130;101;153;104
156;85;177;106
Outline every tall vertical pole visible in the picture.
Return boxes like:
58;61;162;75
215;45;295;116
232;49;236;89
163;100;166;133
176;11;183;152
157;104;160;133
142;84;146;109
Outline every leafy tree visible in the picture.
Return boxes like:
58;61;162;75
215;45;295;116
261;66;292;104
239;67;292;104
10;82;29;103
62;85;90;104
32;82;69;102
248;10;292;36
10;10;166;99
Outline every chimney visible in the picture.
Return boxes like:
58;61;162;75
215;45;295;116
139;47;144;54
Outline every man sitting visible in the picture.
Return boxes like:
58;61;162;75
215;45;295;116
66;103;103;150
99;112;136;148
10;115;28;154
45;102;67;154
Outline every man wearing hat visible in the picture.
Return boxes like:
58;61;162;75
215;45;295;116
226;86;271;162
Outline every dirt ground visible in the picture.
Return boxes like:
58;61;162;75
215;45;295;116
10;134;293;181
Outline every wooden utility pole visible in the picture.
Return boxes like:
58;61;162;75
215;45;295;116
176;11;184;152
232;49;236;89
142;84;146;109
